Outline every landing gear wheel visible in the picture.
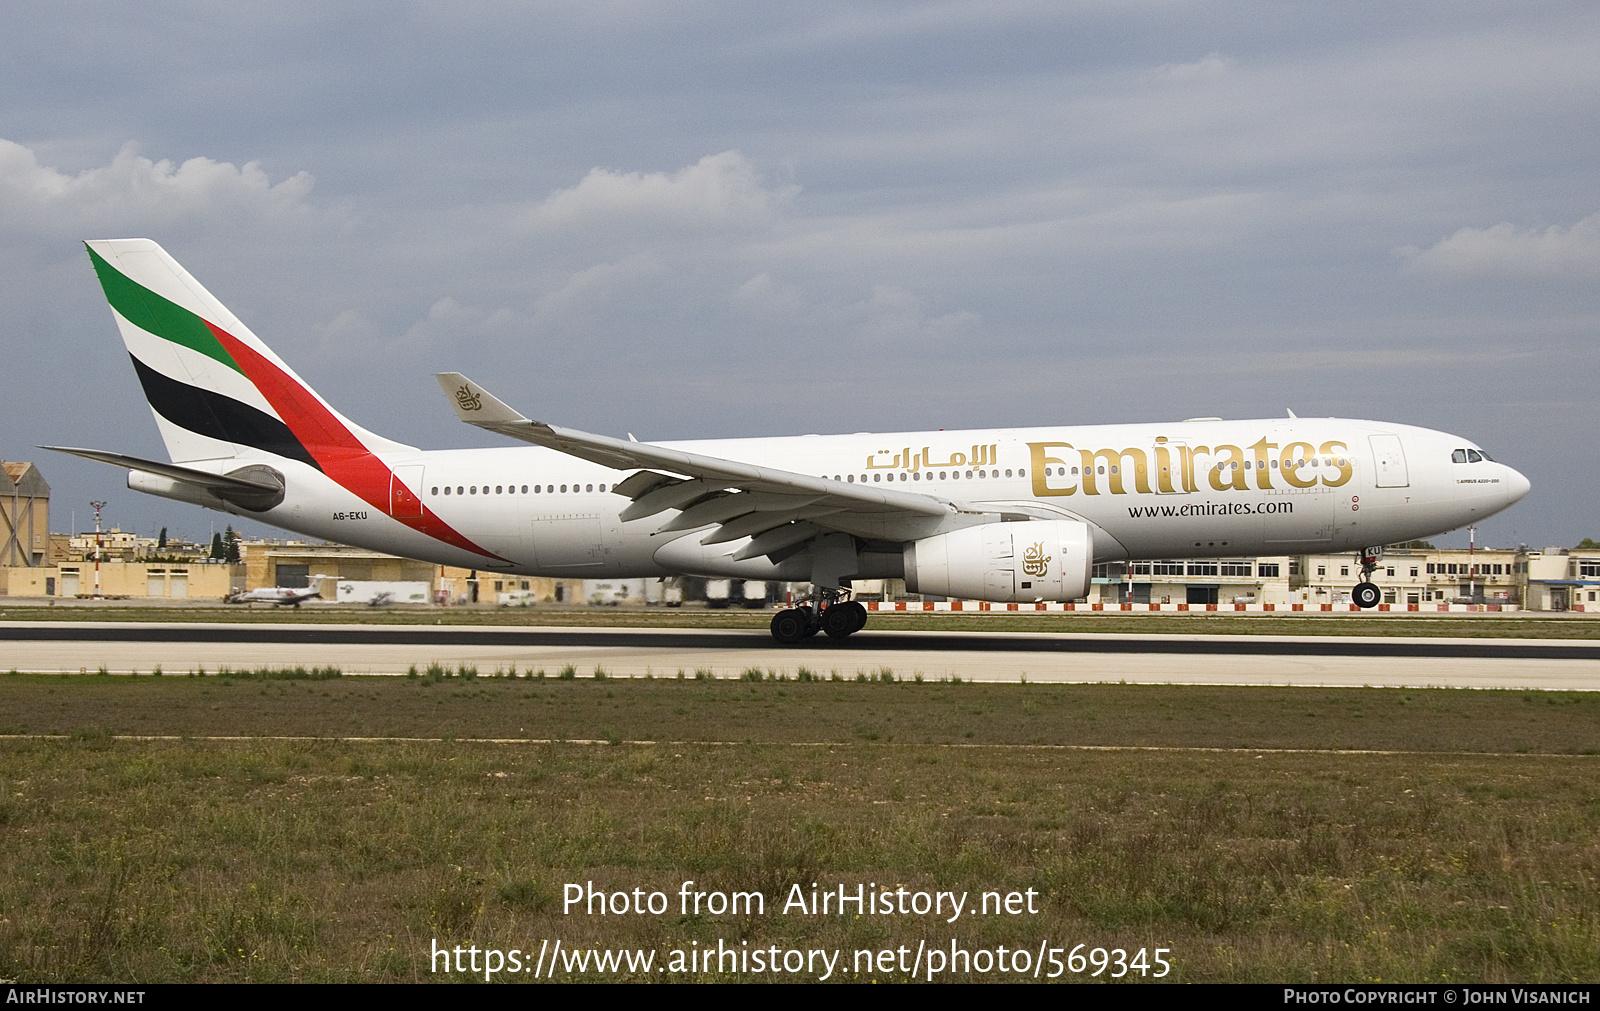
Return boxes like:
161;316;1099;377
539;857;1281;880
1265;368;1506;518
1352;582;1381;609
770;608;808;644
843;601;868;633
823;604;857;639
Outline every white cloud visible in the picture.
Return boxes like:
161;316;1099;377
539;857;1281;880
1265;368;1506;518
533;253;667;316
1397;214;1600;278
523;150;797;232
0;138;317;235
856;284;980;343
1156;51;1234;82
729;272;803;314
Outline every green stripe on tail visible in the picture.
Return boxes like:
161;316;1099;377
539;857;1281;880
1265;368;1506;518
86;244;243;375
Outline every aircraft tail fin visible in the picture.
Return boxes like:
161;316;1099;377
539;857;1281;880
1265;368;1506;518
85;238;411;466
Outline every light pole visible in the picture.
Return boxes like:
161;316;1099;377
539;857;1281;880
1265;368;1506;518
90;500;107;598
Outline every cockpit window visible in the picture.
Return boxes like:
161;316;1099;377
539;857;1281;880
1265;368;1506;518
1466;449;1485;463
1451;449;1468;463
1478;449;1494;461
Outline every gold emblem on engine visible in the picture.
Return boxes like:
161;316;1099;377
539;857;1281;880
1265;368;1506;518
1021;541;1050;578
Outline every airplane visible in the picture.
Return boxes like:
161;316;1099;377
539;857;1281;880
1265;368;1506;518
225;587;322;607
51;239;1531;642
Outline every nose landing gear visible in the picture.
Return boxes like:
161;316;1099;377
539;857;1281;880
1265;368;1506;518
770;588;868;643
1352;546;1384;609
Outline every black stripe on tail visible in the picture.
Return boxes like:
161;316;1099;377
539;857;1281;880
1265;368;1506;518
129;355;322;470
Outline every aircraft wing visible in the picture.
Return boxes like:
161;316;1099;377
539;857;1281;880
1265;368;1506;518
436;373;974;554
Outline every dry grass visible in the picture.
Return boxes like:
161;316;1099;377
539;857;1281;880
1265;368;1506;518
1;675;1597;982
1;673;1596;754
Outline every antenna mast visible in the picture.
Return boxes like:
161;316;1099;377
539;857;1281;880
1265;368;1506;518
90;500;107;598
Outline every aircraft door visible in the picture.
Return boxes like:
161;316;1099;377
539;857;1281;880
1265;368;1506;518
390;466;425;519
1369;435;1409;488
1156;441;1187;494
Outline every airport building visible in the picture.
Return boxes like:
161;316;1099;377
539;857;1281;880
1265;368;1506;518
1;460;50;567
863;543;1593;612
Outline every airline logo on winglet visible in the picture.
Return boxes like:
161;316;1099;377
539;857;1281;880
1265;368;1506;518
454;385;483;412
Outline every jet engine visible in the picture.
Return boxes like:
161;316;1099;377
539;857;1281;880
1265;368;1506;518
903;520;1093;603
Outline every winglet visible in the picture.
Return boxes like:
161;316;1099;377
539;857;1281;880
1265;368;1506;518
435;373;533;428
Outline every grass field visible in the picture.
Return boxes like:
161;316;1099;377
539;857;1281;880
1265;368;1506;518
3;601;1599;639
2;673;1597;983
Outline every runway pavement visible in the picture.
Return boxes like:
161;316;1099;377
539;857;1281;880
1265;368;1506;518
3;621;1599;690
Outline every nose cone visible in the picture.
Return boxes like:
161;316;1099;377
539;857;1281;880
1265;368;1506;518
1505;465;1531;506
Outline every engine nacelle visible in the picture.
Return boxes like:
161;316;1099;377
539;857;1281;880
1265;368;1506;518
903;520;1093;603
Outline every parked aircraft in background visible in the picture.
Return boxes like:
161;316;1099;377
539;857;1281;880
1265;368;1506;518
54;240;1531;641
224;587;322;607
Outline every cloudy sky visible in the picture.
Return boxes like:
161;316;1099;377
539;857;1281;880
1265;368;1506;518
2;2;1594;549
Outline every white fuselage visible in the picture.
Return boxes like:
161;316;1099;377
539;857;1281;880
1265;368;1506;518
228;417;1528;579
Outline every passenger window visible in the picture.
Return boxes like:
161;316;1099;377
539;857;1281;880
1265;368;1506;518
1451;449;1468;463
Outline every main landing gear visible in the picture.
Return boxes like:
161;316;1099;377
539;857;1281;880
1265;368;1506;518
770;588;868;644
1352;546;1383;609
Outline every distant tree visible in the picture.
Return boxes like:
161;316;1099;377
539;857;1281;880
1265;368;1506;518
1576;538;1600;550
157;526;167;548
1392;540;1436;549
210;532;224;560
224;525;240;564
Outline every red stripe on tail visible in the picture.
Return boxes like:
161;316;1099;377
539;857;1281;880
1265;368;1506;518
205;321;505;561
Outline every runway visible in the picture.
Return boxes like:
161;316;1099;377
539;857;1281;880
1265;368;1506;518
4;621;1599;690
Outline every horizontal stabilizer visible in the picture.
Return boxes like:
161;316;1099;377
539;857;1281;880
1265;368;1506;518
42;446;287;511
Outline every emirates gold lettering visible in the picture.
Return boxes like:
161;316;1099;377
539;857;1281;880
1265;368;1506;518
1209;444;1247;492
1016;434;1352;497
1280;441;1317;488
1249;436;1278;490
1029;442;1076;497
1319;440;1352;487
